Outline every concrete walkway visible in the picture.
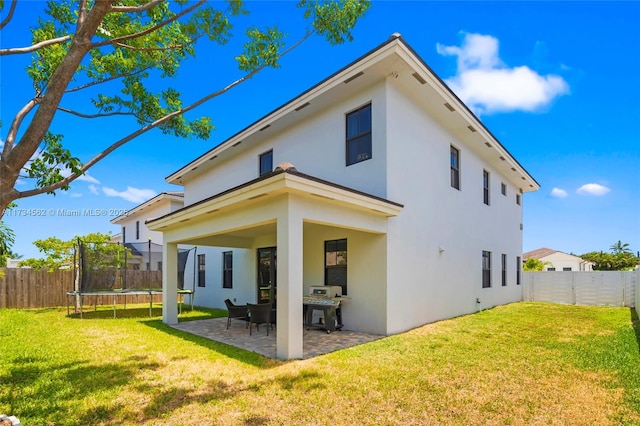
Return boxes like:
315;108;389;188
171;317;382;359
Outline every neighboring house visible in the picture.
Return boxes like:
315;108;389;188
523;248;594;271
147;33;540;359
111;192;188;274
110;192;235;298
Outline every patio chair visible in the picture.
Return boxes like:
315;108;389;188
224;299;249;330
247;302;273;336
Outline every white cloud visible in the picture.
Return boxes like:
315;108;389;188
102;186;157;203
436;33;569;114
88;184;100;195
60;167;100;184
70;193;83;198
550;188;568;198
576;183;611;196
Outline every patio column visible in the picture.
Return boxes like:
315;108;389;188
163;242;178;325
276;198;304;360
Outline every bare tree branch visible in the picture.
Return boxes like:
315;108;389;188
76;0;88;32
65;66;154;93
0;35;72;57
57;106;137;119
2;99;40;158
115;33;202;52
110;0;164;13
92;0;205;49
0;0;18;30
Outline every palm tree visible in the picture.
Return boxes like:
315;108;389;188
610;240;631;255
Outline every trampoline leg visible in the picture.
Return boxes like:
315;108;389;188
149;292;152;317
80;295;83;319
113;294;117;319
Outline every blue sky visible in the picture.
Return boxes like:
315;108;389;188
1;1;639;259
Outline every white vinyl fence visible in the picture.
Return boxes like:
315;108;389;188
523;271;639;308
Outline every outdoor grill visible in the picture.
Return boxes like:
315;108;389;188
303;286;349;333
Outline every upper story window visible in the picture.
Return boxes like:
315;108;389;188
501;182;506;196
450;146;460;190
516;193;521;205
259;150;273;176
135;221;140;240
483;170;490;205
122;226;126;244
346;104;372;166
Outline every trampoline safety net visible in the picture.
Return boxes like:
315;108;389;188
78;240;192;292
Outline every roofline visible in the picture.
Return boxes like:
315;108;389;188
149;166;403;228
165;35;403;183
110;191;184;224
167;33;539;190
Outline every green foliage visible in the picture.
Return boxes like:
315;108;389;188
581;251;638;271
0;220;16;267
23;132;83;193
18;232;126;271
299;0;371;45
522;257;549;271
580;241;638;271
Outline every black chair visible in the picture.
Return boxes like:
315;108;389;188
224;299;248;329
247;302;273;336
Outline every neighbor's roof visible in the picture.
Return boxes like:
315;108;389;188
110;192;184;224
166;33;540;192
523;248;559;260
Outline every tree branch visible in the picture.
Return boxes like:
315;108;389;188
91;0;205;49
0;0;18;30
15;29;317;199
2;99;40;158
57;106;138;119
65;66;154;93
110;0;164;13
0;35;72;57
114;33;202;52
76;0;88;32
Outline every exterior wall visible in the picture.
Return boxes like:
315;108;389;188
384;77;523;334
183;247;254;310
183;81;388;205
540;252;593;271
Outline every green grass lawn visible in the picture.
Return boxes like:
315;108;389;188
1;302;639;425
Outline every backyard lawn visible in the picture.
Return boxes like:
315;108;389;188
1;302;638;425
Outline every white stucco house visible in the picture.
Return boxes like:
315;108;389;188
147;33;540;359
523;248;594;271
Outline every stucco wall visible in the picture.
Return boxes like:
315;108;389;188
383;77;524;334
540;252;593;271
183;81;388;206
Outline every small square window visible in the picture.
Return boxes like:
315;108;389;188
259;150;273;176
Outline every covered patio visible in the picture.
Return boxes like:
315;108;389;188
148;164;402;360
171;317;382;359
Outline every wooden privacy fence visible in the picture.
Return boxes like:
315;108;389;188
523;270;639;307
0;268;163;309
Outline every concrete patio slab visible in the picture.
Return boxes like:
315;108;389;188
171;317;382;359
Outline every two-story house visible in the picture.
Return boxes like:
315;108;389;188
147;34;540;359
